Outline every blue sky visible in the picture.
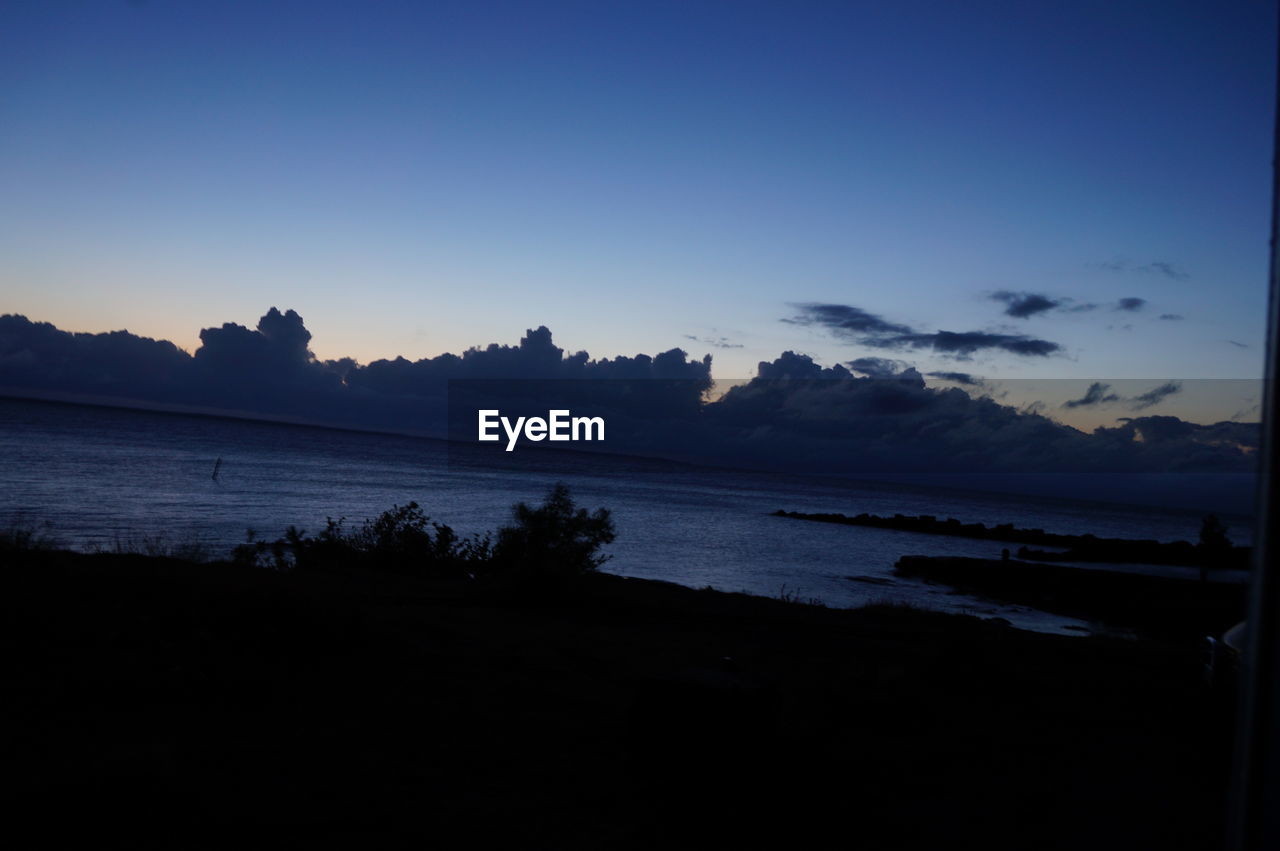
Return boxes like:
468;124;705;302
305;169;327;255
1;0;1275;386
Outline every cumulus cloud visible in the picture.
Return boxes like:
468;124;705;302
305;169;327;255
699;355;1257;476
1115;297;1147;312
0;315;192;402
1093;416;1256;471
1;310;1257;482
756;350;853;380
0;309;713;434
195;308;323;379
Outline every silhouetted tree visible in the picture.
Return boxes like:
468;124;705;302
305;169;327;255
233;486;614;593
1197;514;1232;580
490;483;615;584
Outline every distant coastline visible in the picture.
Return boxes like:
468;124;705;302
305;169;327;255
774;509;1252;568
893;555;1246;639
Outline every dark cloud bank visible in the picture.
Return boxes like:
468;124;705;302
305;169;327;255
0;310;1260;510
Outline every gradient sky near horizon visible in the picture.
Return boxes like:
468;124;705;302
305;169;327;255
1;0;1276;386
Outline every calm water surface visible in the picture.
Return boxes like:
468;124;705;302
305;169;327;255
0;398;1253;636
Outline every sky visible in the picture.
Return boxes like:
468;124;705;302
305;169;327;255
1;0;1276;391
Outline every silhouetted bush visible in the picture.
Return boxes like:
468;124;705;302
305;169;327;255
94;531;213;562
487;483;616;585
231;484;613;588
1198;514;1232;555
0;514;59;552
233;503;490;577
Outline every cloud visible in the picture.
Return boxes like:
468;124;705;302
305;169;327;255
1092;416;1257;471
1062;382;1121;409
783;303;913;339
1148;261;1189;280
1;311;1257;485
700;356;1258;476
988;290;1103;318
1060;380;1181;412
990;291;1060;319
1158;314;1184;321
684;334;743;349
985;291;1150;318
926;371;984;387
1227;340;1250;349
0;314;191;402
755;350;854;380
195;308;320;376
1232;402;1261;422
847;357;913;378
1129;381;1182;411
785;301;1062;360
0;309;714;434
1096;258;1190;280
868;330;1061;358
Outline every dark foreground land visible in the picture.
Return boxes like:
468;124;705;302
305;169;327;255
6;548;1235;849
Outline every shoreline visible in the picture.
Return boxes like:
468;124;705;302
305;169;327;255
775;508;1253;568
894;555;1247;640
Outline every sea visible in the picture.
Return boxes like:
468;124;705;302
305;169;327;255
0;397;1256;636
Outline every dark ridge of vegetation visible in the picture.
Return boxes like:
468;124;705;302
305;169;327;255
894;555;1248;640
775;509;1251;569
0;513;59;552
4;537;1233;849
1;495;1239;847
232;482;615;590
